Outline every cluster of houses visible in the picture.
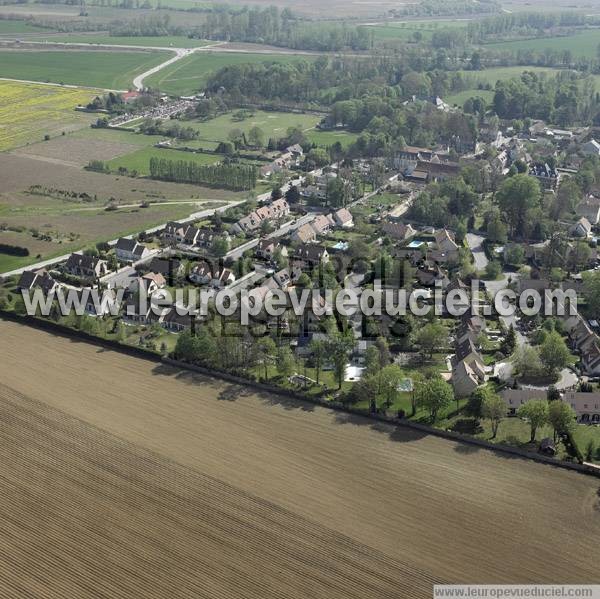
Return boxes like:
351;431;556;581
563;313;600;377
12;107;600;446
162;221;229;250
387;225;461;273
299;171;345;202
292;208;353;244
231;198;290;235
259;144;304;178
393;145;461;184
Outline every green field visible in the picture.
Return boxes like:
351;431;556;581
446;88;495;107
306;129;359;148
445;66;560;105
28;34;212;48
78;110;323;151
0;20;49;34
182;110;321;143
458;65;559;85
145;51;314;96
73;124;220;150
367;19;467;43
106;146;222;175
0;49;171;89
484;29;600;59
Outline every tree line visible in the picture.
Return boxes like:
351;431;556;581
388;0;500;18
493;71;599;127
102;5;373;51
467;11;593;42
139;118;199;141
149;157;258;190
191;6;373;52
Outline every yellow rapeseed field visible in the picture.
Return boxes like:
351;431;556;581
0;80;96;151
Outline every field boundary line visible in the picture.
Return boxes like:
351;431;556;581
2;309;600;479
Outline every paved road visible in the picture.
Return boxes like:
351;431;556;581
102;266;137;290
133;47;196;91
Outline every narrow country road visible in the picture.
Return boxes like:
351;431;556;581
132;47;195;91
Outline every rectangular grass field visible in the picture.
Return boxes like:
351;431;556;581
0;49;172;89
484;29;600;59
27;34;213;49
0;20;50;34
367;19;468;43
182;109;321;144
306;129;360;148
106;146;223;175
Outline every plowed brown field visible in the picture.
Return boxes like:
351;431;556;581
0;319;598;598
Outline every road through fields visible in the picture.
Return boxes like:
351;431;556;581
0;320;598;597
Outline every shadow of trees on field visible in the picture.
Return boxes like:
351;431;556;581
148;362;559;459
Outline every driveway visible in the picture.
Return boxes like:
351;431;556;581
494;362;577;391
466;233;489;272
102;266;137;290
485;272;527;344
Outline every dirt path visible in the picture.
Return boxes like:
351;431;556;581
0;320;598;597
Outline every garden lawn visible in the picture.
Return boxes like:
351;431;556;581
446;89;495;108
444;66;561;106
572;425;600;463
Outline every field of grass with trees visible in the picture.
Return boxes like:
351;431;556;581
104;146;222;176
144;52;314;96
